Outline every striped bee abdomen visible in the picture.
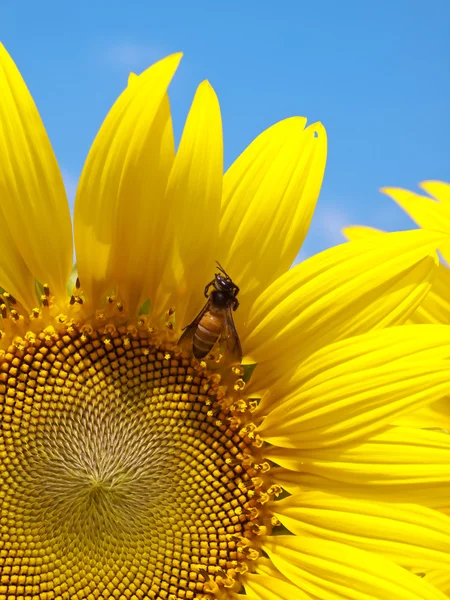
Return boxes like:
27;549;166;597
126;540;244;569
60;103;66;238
193;311;224;358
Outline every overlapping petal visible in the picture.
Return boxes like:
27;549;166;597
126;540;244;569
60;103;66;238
218;118;326;326
243;229;446;388
420;180;450;205
394;396;450;430
382;186;450;264
74;54;181;310
263;536;447;600
265;427;450;486
254;557;293;581
153;81;223;325
0;44;72;305
270;471;450;512
410;264;450;324
0;224;37;310
343;226;450;325
243;573;312;600
256;325;450;446
424;571;450;595
342;225;383;240
273;492;450;570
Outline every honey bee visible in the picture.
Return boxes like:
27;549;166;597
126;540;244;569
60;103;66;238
178;263;242;365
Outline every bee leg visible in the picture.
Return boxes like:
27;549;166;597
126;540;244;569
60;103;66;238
233;298;240;311
234;285;240;296
204;281;214;298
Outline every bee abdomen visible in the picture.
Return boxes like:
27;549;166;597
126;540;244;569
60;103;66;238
193;313;223;358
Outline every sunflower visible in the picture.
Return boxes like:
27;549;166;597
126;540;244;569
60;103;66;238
2;45;450;600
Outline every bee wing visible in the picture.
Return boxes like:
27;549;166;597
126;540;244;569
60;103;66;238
219;306;242;366
178;299;211;351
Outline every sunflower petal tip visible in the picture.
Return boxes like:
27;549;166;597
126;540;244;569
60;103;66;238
169;51;184;66
198;79;215;92
420;179;447;191
162;51;184;69
341;225;355;237
135;52;183;82
287;115;308;127
0;42;11;64
127;72;137;86
381;186;411;204
313;121;327;141
194;80;220;105
311;120;325;131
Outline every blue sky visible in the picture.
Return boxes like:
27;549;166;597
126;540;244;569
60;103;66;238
1;0;449;260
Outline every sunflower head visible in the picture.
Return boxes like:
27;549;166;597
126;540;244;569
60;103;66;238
1;317;275;598
0;43;328;600
1;43;449;600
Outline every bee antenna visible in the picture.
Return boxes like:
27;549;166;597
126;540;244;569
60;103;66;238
216;261;227;275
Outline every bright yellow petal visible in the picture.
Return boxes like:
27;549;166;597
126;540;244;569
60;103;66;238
394;396;450;430
265;427;450;486
243;573;312;600
257;325;450;447
263;536;447;600
270;470;450;512
273;492;450;570
218;119;326;326
410;264;450;325
0;225;37;309
0;44;72;302
341;225;384;240
420;180;450;205
344;228;450;325
254;557;293;582
382;186;450;264
423;571;450;595
153;81;223;326
74;53;181;309
244;229;445;388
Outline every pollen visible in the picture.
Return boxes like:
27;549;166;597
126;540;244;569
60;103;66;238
0;319;272;599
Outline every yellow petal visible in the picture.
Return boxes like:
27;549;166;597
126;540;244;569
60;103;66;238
341;225;384;241
218;119;326;327
243;573;311;600
74;53;181;309
270;470;450;512
265;427;450;486
255;557;292;581
423;571;450;595
0;225;37;309
273;492;450;570
382;186;450;264
153;81;223;326
343;227;450;325
410;264;450;325
244;229;445;387
0;44;72;302
263;536;448;600
394;396;450;430
420;180;450;205
257;325;450;447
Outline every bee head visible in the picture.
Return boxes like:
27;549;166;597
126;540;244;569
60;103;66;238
214;272;234;292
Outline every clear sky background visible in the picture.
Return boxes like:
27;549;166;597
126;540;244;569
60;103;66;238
1;0;449;261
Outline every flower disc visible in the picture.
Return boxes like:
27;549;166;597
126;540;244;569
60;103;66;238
0;323;261;599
